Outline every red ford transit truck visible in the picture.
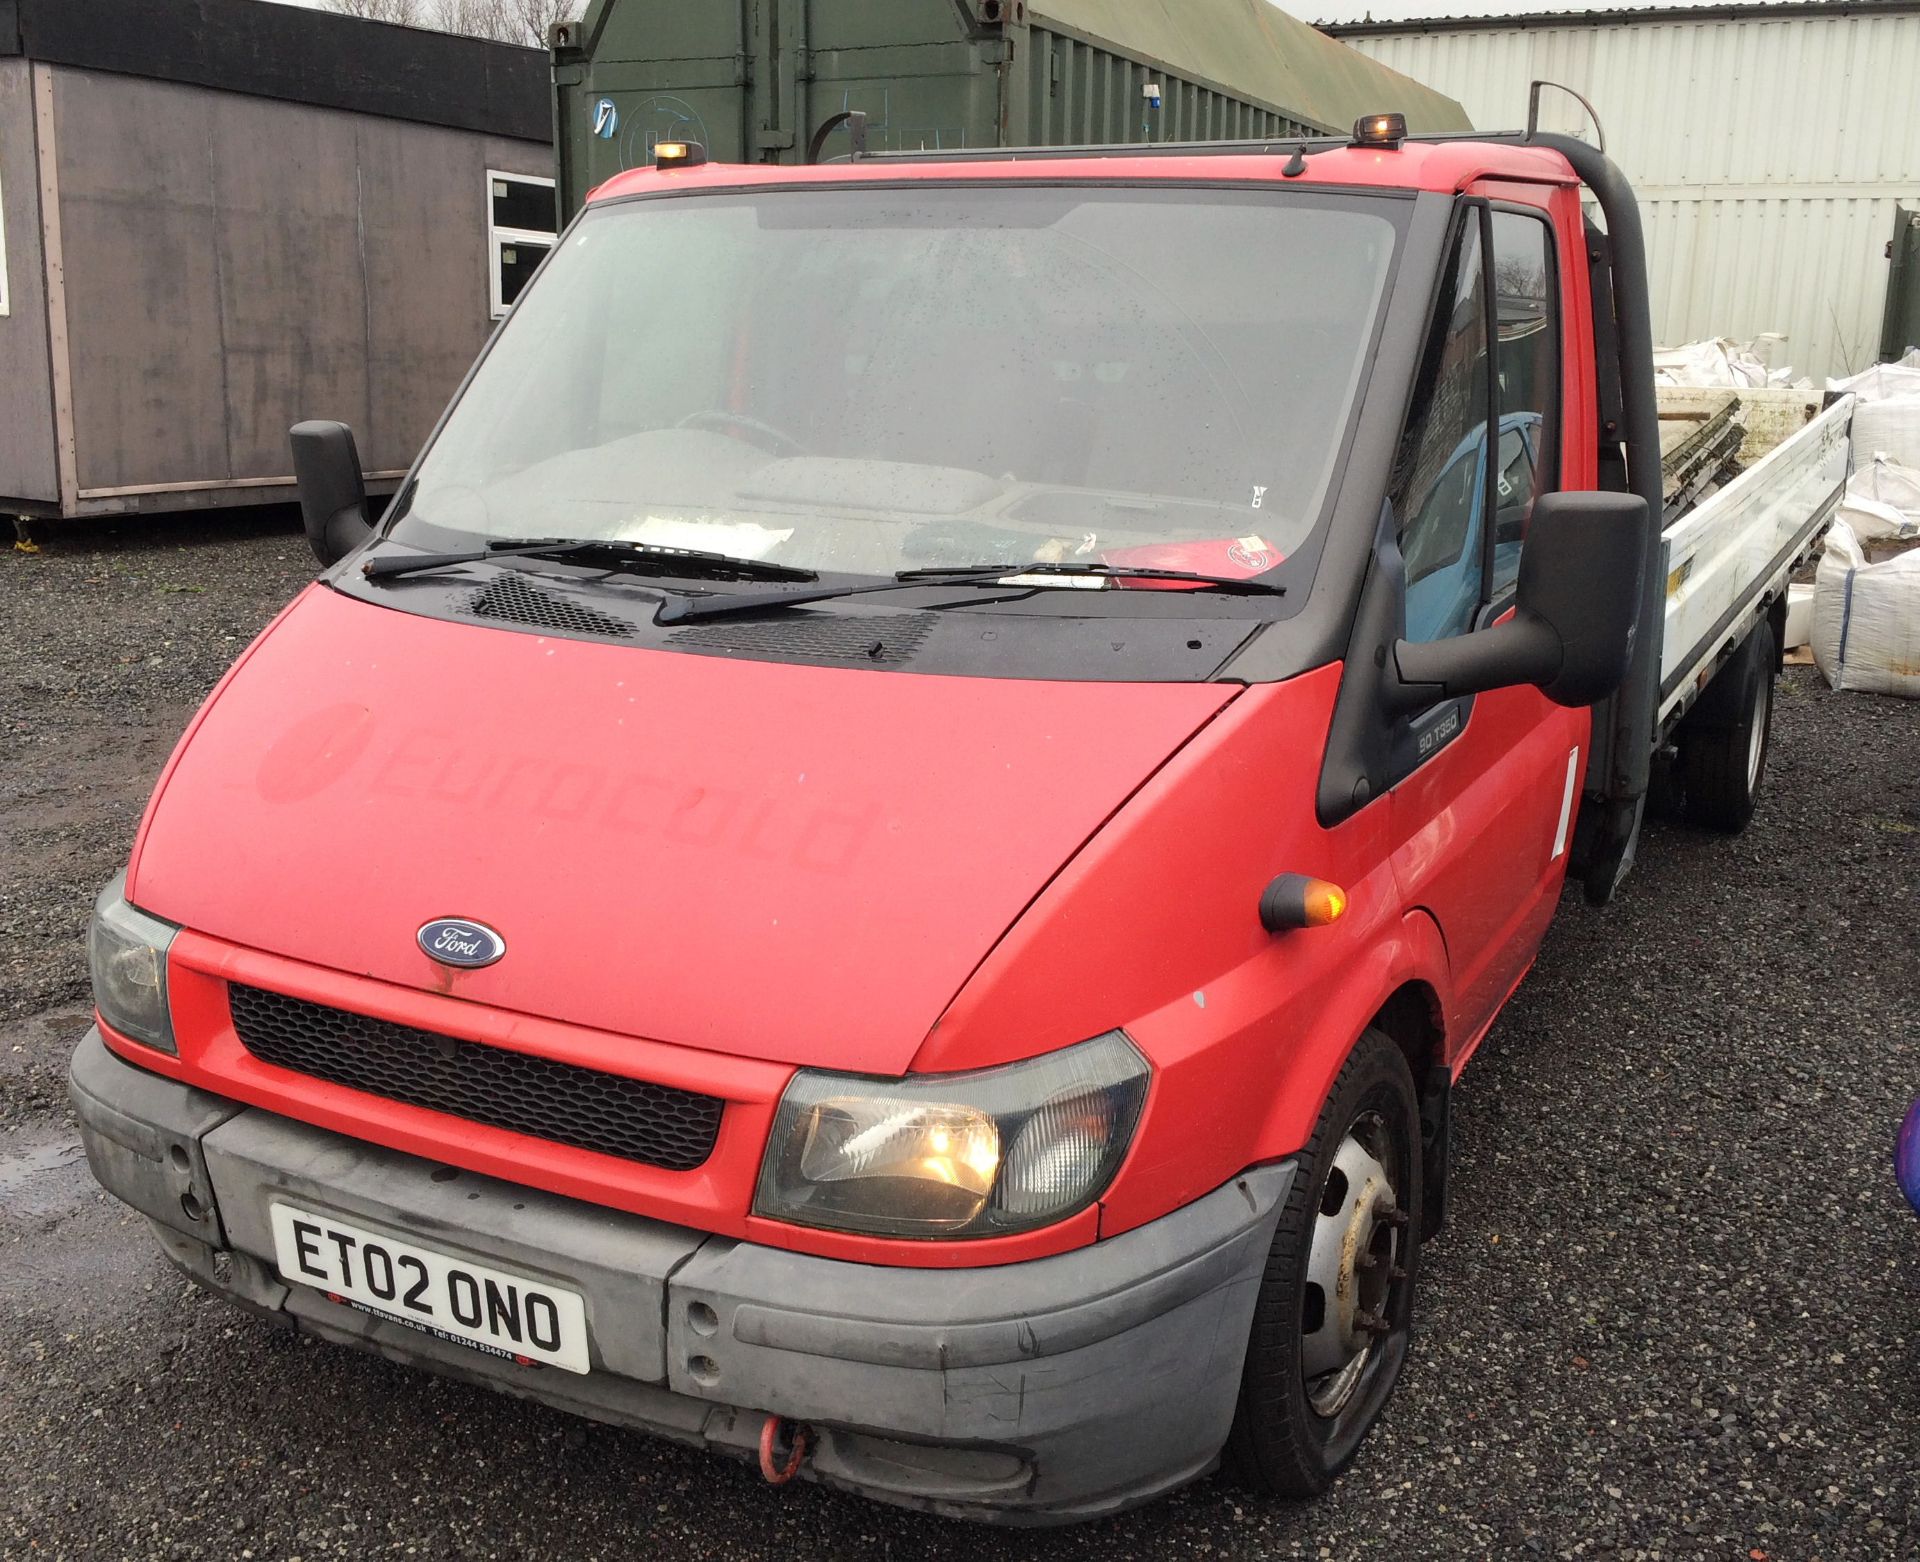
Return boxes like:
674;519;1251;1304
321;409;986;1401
73;113;1851;1523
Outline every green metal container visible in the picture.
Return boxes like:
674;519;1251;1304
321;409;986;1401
549;0;1470;216
1882;205;1920;363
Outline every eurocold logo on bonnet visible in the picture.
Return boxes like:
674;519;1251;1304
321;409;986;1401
417;919;507;969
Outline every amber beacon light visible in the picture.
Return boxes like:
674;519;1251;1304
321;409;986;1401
655;140;708;169
1350;113;1407;149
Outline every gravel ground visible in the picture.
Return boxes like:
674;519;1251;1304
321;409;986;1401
3;512;1917;1560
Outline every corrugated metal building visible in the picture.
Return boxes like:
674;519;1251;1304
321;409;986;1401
0;0;550;521
1326;0;1920;380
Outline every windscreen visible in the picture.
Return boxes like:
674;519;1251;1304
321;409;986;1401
395;184;1401;586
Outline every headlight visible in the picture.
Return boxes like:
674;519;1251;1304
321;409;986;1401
754;1032;1149;1240
88;873;178;1054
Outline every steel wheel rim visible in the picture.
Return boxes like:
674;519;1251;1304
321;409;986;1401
1746;673;1768;791
1300;1110;1405;1419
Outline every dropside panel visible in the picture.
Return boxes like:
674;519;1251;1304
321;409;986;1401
1658;394;1850;721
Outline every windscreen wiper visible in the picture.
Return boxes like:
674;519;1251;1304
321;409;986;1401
360;536;818;585
654;561;1284;624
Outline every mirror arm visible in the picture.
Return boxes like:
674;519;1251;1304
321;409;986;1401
1385;617;1562;716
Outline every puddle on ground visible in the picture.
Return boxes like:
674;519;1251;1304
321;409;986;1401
0;1132;90;1223
0;1124;163;1316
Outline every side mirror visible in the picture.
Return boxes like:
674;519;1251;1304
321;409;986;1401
290;421;374;567
1390;490;1648;711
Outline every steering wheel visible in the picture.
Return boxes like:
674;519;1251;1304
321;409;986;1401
676;409;806;459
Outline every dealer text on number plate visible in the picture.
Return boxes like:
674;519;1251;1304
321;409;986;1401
268;1203;589;1373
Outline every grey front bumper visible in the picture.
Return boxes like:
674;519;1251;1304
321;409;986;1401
70;1028;1292;1524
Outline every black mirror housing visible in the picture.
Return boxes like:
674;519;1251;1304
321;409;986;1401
1391;490;1648;711
290;421;374;568
1519;490;1649;706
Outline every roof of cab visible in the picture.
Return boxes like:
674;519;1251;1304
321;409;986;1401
586;140;1578;206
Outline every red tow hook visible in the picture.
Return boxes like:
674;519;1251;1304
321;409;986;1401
757;1414;812;1485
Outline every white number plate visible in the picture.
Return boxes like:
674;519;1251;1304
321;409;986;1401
269;1203;589;1374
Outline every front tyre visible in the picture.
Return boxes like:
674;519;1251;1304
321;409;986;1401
1224;1029;1423;1498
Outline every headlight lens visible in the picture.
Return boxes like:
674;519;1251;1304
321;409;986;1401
88;873;179;1054
755;1031;1149;1239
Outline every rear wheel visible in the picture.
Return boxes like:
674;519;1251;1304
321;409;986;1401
1224;1030;1423;1498
1681;618;1777;833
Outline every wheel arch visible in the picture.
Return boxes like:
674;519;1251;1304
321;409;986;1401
1371;981;1447;1088
1247;910;1455;1175
1367;977;1454;1238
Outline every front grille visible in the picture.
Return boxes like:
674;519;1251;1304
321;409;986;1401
466;575;637;638
228;985;721;1172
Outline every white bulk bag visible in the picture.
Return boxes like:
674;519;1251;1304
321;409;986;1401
1829;359;1920;467
1654;338;1773;389
1837;494;1917;544
1827;353;1920;397
1851;401;1920;469
1811;520;1920;697
1849;454;1920;523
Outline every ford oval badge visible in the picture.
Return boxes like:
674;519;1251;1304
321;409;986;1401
417;918;507;969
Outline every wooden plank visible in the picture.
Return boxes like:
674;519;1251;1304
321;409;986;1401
207;92;371;479
0;58;60;507
357;121;513;474
29;61;75;509
52;67;226;491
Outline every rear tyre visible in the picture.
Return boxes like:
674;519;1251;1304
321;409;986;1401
1681;618;1777;833
1223;1030;1423;1499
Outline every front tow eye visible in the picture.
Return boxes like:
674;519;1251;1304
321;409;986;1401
758;1414;813;1485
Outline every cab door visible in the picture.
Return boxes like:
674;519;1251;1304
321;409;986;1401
1386;198;1588;1059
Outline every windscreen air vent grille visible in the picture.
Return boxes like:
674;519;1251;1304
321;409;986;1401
466;575;636;638
227;985;722;1172
666;612;936;665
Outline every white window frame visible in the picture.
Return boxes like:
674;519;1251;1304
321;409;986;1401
487;168;558;320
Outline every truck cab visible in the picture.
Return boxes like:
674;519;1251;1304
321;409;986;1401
75;123;1816;1524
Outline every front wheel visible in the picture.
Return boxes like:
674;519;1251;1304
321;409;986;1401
1223;1029;1423;1497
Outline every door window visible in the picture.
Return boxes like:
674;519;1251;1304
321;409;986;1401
1496;424;1532;503
1489;209;1558;600
1397;217;1490;644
